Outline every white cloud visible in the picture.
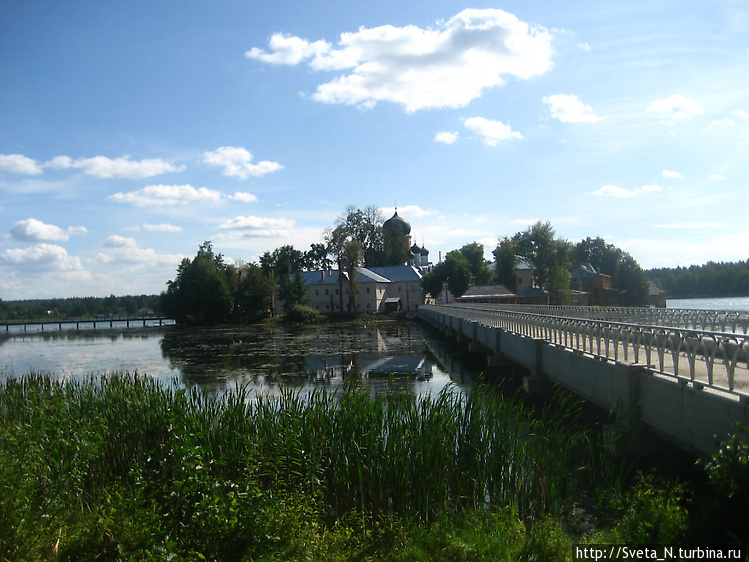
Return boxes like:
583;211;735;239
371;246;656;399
463;117;522;146
216;215;295;238
141;223;183;233
648;94;703;121
0;243;84;272
434;131;458;144
247;8;554;113
543;94;599;123
662;170;683;180
0;154;43;175
10;218;87;242
45;155;184;178
509;218;540;226
654;222;727;229
202;147;283;179
108;184;223;206
381;205;437;218
592;184;663;198
733;109;749;119
228;191;259;203
246;33;331;65
96;235;183;265
709;174;728;181
578;42;591;51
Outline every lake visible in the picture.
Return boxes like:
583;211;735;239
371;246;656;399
0;321;473;397
667;296;749;310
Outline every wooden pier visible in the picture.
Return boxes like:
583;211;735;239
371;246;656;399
2;316;175;333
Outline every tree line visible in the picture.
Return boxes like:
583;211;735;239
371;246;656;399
11;212;740;325
422;221;650;306
645;260;749;299
0;294;162;321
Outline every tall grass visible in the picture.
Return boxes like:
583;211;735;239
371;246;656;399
0;373;608;559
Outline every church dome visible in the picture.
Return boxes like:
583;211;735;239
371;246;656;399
420;246;429;256
383;210;411;236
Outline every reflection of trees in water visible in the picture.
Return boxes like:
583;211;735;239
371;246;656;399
0;328;159;347
158;322;434;391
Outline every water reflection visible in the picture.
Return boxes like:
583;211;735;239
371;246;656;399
1;321;474;397
159;322;463;397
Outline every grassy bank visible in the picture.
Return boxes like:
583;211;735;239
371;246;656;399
0;374;741;561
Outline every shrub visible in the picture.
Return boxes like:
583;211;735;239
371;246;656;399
284;304;321;324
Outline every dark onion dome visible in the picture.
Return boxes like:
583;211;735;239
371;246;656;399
420;245;429;256
383;210;411;236
411;243;421;254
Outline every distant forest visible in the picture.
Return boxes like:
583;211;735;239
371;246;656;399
645;260;749;299
0;294;162;321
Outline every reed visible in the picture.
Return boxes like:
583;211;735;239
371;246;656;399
0;372;620;559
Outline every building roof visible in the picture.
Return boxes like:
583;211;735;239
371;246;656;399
367;265;423;282
460;285;514;298
571;262;599;279
383;210;411;236
647;280;666;295
298;267;390;286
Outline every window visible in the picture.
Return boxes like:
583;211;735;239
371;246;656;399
366;287;371;294
325;289;329;296
315;289;319;296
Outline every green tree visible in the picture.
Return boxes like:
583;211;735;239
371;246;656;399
513;221;573;303
278;272;308;314
458;242;493;286
574;237;623;278
328;205;384;267
341;238;364;314
421;266;446;300
575;236;649;305
234;263;272;322
303;243;333;271
260;245;305;277
421;251;473;299
493;237;518;291
161;242;233;325
617;253;649;305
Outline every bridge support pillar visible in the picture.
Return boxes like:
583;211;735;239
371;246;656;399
605;363;661;455
487;354;511;367
523;339;548;395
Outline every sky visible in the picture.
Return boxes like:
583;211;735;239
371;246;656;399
1;1;748;300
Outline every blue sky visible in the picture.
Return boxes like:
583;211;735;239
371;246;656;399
1;1;747;299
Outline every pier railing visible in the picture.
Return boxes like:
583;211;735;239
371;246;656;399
425;304;749;396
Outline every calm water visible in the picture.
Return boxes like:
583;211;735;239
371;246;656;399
667;296;749;310
0;321;472;397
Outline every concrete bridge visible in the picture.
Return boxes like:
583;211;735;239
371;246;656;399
417;303;749;456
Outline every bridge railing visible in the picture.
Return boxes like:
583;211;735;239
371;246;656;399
422;304;749;396
455;304;749;334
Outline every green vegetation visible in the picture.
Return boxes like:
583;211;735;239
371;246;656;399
646;260;749;299
423;222;649;305
3;373;744;561
422;242;493;299
0;294;162;322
